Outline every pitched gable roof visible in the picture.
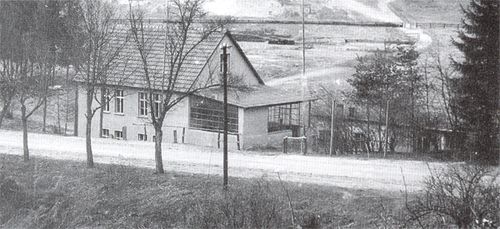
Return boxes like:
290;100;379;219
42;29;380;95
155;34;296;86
77;26;264;92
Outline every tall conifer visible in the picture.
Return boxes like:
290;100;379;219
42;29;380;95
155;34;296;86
453;0;499;164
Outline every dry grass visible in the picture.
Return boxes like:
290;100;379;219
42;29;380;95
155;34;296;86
0;154;407;228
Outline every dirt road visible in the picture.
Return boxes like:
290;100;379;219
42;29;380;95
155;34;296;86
0;130;448;192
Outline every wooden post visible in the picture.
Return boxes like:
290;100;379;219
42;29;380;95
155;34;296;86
303;137;307;155
236;134;241;150
182;127;185;143
283;137;288;154
218;131;221;149
329;99;336;156
173;130;178;143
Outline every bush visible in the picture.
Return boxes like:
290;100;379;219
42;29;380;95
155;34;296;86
404;164;500;228
188;179;289;228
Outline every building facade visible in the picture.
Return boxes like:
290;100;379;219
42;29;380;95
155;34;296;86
76;30;314;150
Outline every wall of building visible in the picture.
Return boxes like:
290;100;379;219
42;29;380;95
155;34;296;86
241;106;293;149
77;86;188;141
196;35;262;88
76;86;241;150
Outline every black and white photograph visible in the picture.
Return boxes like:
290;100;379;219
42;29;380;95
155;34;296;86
0;0;498;228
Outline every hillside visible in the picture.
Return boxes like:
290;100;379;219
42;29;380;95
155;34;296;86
390;0;469;23
119;0;466;24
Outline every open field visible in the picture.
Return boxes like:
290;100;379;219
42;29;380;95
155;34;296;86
391;0;468;23
0;129;450;192
0;154;409;228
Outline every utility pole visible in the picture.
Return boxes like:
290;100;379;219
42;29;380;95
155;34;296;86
301;0;306;77
222;45;229;190
330;99;336;156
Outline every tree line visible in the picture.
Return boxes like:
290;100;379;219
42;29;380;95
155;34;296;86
345;0;498;164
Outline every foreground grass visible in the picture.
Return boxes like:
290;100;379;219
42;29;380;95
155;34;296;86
0;154;408;228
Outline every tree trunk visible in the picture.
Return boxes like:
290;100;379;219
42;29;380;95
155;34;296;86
86;92;94;168
154;125;164;174
64;67;70;135
99;87;105;138
0;95;13;129
378;105;383;153
74;85;79;136
21;105;29;162
42;96;47;133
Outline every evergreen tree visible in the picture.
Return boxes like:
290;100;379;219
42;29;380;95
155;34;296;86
348;46;426;153
453;0;499;164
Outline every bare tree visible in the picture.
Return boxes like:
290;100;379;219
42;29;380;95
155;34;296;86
128;0;228;173
72;0;126;168
0;1;54;161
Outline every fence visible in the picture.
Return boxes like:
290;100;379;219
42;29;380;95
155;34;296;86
403;21;460;30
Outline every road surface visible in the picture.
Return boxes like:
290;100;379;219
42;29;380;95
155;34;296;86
0;130;447;192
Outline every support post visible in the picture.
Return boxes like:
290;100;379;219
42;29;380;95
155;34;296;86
303;137;307;155
182;127;185;143
218;131;221;149
236;134;241;150
283;137;288;154
329;99;336;156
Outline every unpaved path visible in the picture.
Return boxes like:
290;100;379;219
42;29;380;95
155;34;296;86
0;130;447;192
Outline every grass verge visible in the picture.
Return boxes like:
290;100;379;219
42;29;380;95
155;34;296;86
0;154;407;228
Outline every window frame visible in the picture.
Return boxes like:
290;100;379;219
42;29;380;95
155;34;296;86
267;103;300;133
138;92;149;117
114;130;123;140
189;96;238;133
102;129;110;138
153;93;162;119
220;53;231;73
115;89;124;114
103;89;111;113
138;133;147;141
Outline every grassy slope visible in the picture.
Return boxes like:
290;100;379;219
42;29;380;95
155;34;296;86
0;154;407;228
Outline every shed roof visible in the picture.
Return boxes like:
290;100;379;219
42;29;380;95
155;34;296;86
197;85;316;108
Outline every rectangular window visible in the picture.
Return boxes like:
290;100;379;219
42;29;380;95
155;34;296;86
153;93;162;118
138;92;148;117
268;103;300;133
114;130;123;140
102;129;110;138
189;96;238;133
103;89;111;112
220;53;231;73
138;133;147;141
115;90;124;114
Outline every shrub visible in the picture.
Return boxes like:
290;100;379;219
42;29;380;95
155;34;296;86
188;179;288;228
404;164;500;228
